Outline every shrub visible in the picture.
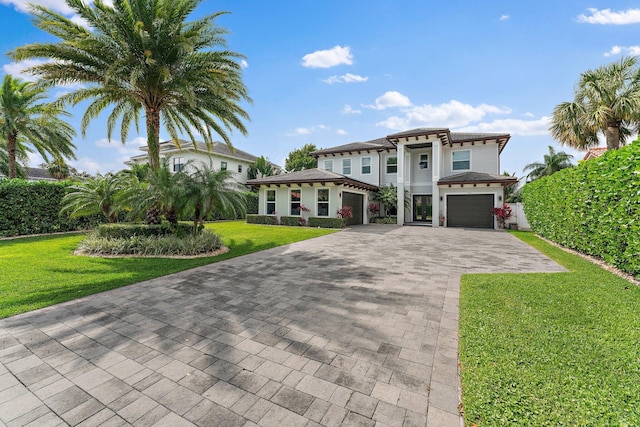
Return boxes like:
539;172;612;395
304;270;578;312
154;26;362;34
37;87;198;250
522;140;640;276
371;217;396;224
244;192;259;215
0;179;102;237
308;217;344;228
246;214;277;225
279;216;303;226
95;222;197;239
78;230;222;256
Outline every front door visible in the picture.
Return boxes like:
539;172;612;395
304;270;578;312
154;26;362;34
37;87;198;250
413;195;433;222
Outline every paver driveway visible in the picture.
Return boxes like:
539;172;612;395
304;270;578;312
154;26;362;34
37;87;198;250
0;226;565;426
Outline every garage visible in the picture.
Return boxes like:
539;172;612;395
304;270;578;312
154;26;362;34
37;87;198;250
447;194;494;228
342;192;364;225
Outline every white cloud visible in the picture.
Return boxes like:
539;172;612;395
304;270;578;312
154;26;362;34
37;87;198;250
499;15;509;21
240;59;249;69
577;8;640;25
524;112;535;118
301;45;353;68
375;99;511;130
322;73;368;84
342;104;361;115
2;59;48;82
286;125;330;137
455;116;551;136
27;151;45;167
0;0;74;14
604;45;640;57
336;129;348;135
71;157;113;175
364;91;412;110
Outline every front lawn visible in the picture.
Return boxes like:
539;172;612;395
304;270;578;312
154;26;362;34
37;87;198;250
460;231;640;426
0;221;336;319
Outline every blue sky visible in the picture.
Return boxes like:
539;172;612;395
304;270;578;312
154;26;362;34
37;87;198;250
1;1;639;180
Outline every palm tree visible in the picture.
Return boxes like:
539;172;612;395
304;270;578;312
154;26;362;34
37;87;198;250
0;140;29;179
248;156;275;179
523;146;574;182
373;184;410;217
0;75;76;178
60;173;126;222
42;156;76;180
550;56;640;151
183;162;247;229
12;0;250;172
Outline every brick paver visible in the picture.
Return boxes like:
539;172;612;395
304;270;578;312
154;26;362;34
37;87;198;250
0;226;564;426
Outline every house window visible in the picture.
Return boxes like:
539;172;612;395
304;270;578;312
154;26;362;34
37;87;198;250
317;188;329;217
361;157;371;175
419;154;429;169
386;156;397;174
221;161;228;171
173;157;184;172
238;164;243;173
266;190;276;215
342;158;352;175
290;189;301;215
324;159;333;172
452;150;471;170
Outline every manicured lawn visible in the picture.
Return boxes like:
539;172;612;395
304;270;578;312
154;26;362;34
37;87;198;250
460;231;640;426
0;221;336;319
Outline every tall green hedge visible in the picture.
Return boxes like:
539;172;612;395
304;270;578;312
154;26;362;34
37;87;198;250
0;179;102;237
522;140;640;276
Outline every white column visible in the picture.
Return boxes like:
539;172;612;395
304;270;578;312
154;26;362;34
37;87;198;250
396;144;405;226
432;141;441;228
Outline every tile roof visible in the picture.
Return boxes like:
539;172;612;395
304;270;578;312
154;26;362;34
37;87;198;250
246;168;378;191
438;172;518;185
582;147;608;161
311;137;394;157
136;139;261;163
25;167;55;180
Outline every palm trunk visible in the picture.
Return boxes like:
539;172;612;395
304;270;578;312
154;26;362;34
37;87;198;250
606;122;620;150
7;130;17;179
145;107;161;170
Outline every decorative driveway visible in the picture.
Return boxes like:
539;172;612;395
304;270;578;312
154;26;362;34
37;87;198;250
0;226;565;426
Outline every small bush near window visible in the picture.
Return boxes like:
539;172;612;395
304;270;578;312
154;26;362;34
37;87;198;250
244;192;259;214
308;217;344;228
78;230;222;256
246;214;277;225
95;222;197;239
279;216;303;226
371;217;397;224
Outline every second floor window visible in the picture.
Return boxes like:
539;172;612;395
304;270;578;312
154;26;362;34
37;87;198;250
221;161;228;171
452;150;470;170
386;156;397;174
173;157;184;172
238;164;243;173
324;159;333;172
361;157;371;174
419;154;428;169
342;158;352;175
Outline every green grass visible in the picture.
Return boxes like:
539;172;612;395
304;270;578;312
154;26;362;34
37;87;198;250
0;221;336;319
460;231;640;426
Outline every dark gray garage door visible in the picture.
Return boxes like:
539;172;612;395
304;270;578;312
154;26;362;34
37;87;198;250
342;192;363;225
447;194;494;228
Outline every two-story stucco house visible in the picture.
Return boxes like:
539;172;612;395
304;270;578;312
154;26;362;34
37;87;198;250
128;139;275;184
247;128;517;229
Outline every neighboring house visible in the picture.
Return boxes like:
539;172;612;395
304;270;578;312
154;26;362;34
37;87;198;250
582;147;607;161
0;167;56;181
247;128;517;229
128;139;277;184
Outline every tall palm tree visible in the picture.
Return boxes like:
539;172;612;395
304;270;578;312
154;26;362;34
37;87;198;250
0;75;76;178
523;146;574;182
12;0;250;171
60;173;126;223
183;161;246;229
550;56;640;151
0;139;29;179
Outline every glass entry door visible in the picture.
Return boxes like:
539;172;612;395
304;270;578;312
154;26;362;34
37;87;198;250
413;195;433;222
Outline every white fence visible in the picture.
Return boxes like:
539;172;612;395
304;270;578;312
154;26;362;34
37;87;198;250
506;202;530;231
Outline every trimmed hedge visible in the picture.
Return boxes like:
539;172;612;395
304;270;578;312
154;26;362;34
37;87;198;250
522;140;640;276
95;222;197;239
371;217;397;224
308;217;344;229
244;192;258;215
0;179;102;237
279;216;304;226
246;214;277;225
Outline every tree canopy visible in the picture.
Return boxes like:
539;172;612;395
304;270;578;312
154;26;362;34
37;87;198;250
550;56;640;151
284;143;318;172
12;0;250;170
